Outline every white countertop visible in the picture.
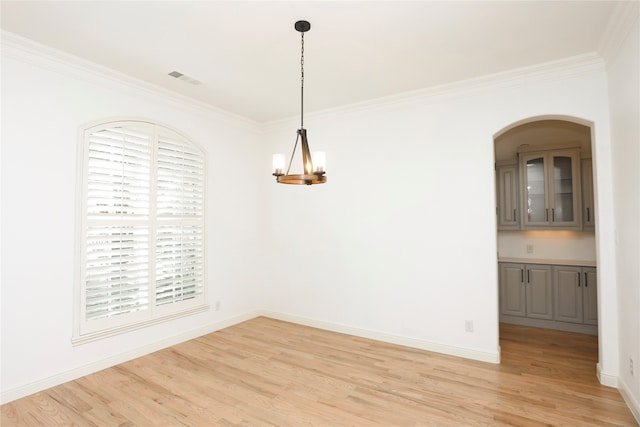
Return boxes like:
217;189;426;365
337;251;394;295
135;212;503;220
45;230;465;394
498;257;597;267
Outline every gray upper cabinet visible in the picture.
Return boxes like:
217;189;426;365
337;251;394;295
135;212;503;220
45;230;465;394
582;158;595;229
496;165;519;230
519;148;582;230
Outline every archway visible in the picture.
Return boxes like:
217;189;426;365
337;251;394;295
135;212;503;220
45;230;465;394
493;115;602;374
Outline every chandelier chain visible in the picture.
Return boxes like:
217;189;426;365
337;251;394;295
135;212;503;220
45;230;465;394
300;32;305;129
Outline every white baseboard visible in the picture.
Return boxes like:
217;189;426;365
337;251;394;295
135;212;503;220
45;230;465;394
3;309;501;404
14;310;632;409
0;311;261;405
618;377;640;425
261;310;501;364
597;362;619;387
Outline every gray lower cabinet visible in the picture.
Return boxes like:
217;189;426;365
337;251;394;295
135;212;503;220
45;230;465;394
553;266;598;325
526;265;553;320
499;262;597;333
499;263;552;320
584;268;598;325
499;263;525;317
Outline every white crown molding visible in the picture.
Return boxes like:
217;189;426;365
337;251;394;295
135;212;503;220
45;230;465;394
1;30;260;131
598;0;640;63
3;29;606;136
262;52;606;133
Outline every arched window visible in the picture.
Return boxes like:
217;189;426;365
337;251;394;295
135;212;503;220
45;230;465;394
74;120;207;342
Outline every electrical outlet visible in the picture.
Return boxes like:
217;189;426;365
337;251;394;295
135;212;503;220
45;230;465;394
631;358;634;376
465;320;474;333
526;244;534;254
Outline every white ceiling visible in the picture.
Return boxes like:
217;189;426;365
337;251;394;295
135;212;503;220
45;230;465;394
0;1;622;123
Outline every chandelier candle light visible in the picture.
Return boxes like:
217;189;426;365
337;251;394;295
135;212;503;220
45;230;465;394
272;20;327;185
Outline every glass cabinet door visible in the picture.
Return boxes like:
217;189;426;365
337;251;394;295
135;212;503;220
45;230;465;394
549;150;581;227
552;156;574;222
521;154;547;225
519;148;582;229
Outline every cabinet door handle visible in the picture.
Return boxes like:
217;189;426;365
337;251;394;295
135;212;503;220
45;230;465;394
587;207;590;222
552;208;555;222
521;269;524;283
584;272;588;287
577;272;581;287
545;208;549;221
527;269;530;283
513;209;516;221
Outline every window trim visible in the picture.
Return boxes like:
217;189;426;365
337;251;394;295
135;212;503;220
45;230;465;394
73;118;208;344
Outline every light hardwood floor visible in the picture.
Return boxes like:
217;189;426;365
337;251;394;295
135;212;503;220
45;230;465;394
2;317;637;426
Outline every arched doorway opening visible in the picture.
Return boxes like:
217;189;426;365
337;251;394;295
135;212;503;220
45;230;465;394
493;115;600;365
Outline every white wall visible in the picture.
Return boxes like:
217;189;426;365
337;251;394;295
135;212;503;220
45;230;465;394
606;8;640;417
263;58;618;370
498;231;596;261
1;37;268;401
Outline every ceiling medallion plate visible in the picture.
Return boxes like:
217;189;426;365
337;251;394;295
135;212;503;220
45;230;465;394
295;20;311;32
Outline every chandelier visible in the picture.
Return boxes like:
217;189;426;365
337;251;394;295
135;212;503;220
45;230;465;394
272;20;327;185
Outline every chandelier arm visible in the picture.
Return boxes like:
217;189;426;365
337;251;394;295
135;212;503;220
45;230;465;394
300;129;313;174
285;130;300;176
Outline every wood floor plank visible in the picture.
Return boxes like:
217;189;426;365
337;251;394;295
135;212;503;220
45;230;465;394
2;318;637;426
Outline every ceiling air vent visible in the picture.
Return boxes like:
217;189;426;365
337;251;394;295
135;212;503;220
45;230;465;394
168;70;202;85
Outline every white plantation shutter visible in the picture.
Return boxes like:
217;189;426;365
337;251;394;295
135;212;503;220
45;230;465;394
85;226;150;321
156;225;204;306
77;121;206;339
157;134;204;217
155;132;205;308
86;127;151;217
